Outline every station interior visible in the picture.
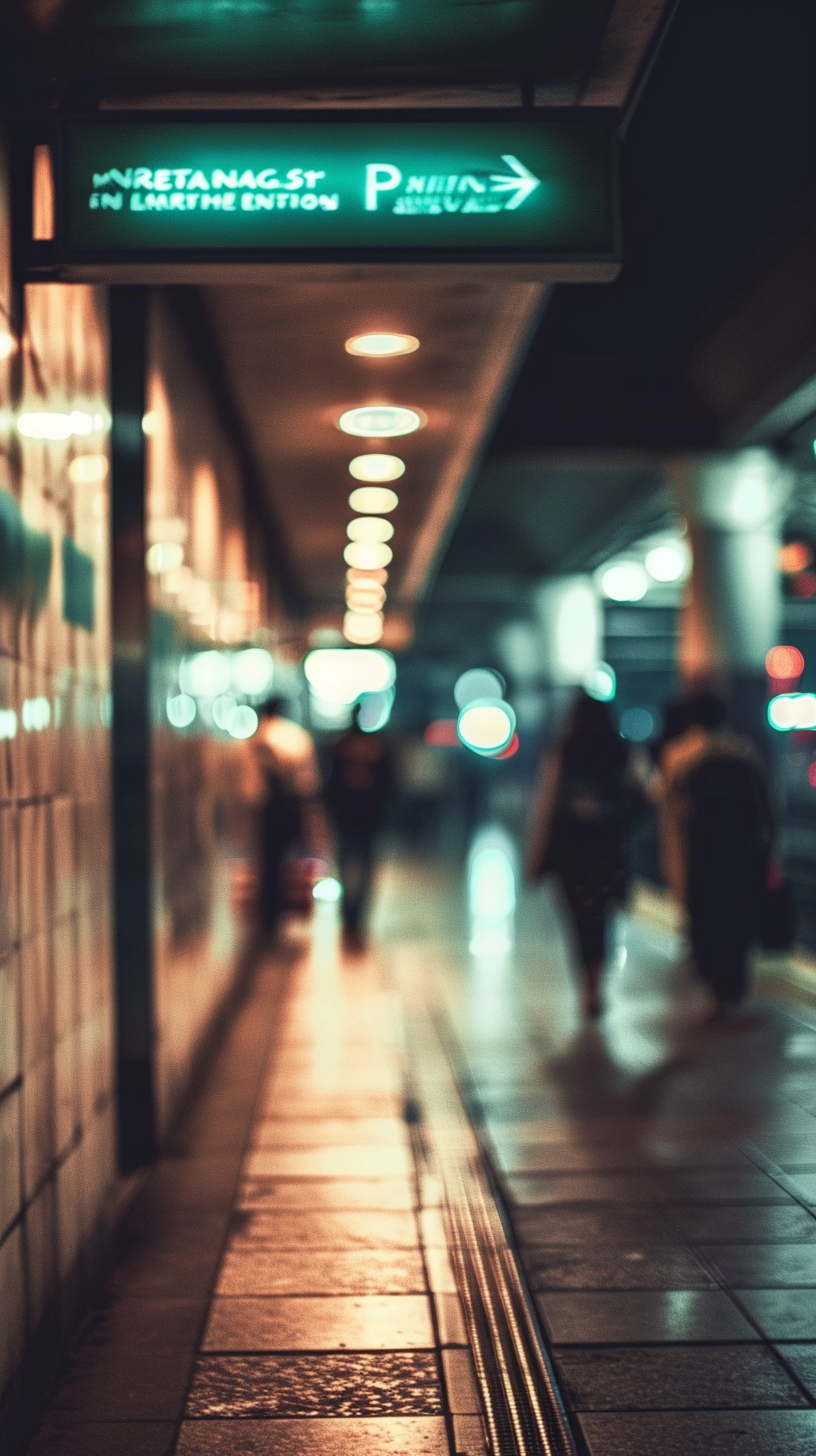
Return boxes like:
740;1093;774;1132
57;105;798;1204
1;3;816;1454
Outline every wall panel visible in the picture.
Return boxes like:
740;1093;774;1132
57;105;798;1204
0;134;115;1444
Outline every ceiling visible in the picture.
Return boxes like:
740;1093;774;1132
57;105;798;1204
202;273;543;632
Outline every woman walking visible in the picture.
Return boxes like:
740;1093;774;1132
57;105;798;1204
528;692;638;1017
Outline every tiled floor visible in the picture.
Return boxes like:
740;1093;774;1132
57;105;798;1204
171;907;478;1456
22;855;816;1456
380;859;816;1456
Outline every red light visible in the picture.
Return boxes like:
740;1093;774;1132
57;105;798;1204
766;645;805;681
793;572;816;599
808;761;816;789
424;718;459;747
495;732;520;760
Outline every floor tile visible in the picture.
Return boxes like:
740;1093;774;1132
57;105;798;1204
538;1289;757;1343
735;1288;816;1341
775;1343;816;1399
251;1119;409;1149
434;1292;468;1346
185;1351;443;1418
512;1204;670;1245
227;1208;420;1250
244;1146;413;1180
526;1247;716;1291
215;1247;427;1296
176;1416;450;1454
492;1142;751;1174
670;1203;816;1242
442;1349;481;1414
699;1242;816;1287
579;1409;816;1456
506;1170;787;1204
554;1343;809;1410
25;1421;177;1456
202;1295;435;1351
236;1179;415;1212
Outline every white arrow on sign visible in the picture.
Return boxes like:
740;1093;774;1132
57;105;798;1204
489;155;542;211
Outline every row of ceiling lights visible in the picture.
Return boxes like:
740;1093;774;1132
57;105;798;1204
336;331;422;645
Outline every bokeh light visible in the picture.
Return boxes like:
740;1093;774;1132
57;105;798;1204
458;700;516;755
454;667;505;709
765;645;805;681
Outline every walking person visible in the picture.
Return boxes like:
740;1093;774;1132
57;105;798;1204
326;705;394;950
527;691;640;1017
255;697;326;937
657;690;773;1019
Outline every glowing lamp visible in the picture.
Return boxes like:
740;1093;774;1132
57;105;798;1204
600;562;648;602
349;455;405;483
348;486;399;514
454;668;505;709
779;542;813;574
344;541;393;570
458;700;516;756
347;516;394;543
765;645;805;681
344;611;384;644
338;405;423;438
345;333;419;357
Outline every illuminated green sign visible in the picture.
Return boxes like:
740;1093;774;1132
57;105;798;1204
61;116;618;263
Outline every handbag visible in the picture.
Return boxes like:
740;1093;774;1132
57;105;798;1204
757;864;796;951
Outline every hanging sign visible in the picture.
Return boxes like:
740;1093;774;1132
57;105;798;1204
57;114;618;266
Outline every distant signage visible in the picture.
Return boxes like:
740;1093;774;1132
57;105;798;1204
59;115;618;264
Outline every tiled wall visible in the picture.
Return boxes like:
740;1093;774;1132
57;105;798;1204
0;150;115;1427
145;294;267;1140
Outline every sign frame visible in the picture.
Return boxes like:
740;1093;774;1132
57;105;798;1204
23;110;621;279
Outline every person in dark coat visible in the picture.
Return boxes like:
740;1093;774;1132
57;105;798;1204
528;691;640;1016
326;706;394;948
658;691;773;1017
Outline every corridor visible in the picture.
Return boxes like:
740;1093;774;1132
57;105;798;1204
22;859;816;1456
3;1;816;1450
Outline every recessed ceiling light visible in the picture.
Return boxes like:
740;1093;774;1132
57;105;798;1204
349;486;399;515
347;516;394;543
345;333;419;358
347;567;388;586
349;455;405;483
338;406;423;438
344;541;393;570
344;611;384;644
346;586;386;613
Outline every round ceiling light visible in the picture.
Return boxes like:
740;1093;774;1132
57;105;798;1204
645;542;689;583
347;567;388;586
304;647;396;702
349;486;399;515
345;333;419;358
344;541;393;570
347;516;394;543
349;454;405;483
599;562;649;602
346;584;386;612
338;405;423;438
344;611;384;644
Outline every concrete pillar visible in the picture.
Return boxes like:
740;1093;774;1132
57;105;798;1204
669;449;791;750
